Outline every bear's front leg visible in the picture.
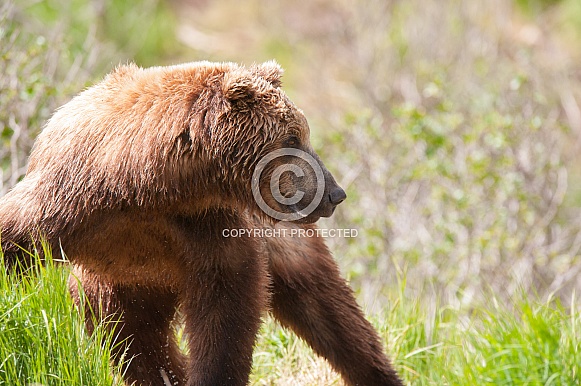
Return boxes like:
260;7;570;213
179;211;269;386
266;225;404;386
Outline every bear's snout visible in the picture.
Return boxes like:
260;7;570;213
329;187;346;206
315;184;345;219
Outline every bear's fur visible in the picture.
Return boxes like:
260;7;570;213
0;61;403;385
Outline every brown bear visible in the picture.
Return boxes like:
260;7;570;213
0;61;403;386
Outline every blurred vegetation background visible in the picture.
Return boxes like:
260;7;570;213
2;0;581;313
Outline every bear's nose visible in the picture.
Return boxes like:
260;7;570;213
329;187;347;206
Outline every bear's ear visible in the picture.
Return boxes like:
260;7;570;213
251;60;283;88
222;70;259;102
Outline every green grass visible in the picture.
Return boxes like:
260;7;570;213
252;287;581;385
386;292;580;385
3;250;577;385
0;252;123;386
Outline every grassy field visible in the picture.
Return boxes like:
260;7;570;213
1;254;579;385
253;287;581;386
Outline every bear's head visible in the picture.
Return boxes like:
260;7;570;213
211;61;346;224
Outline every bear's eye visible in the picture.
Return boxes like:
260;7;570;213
285;136;300;147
